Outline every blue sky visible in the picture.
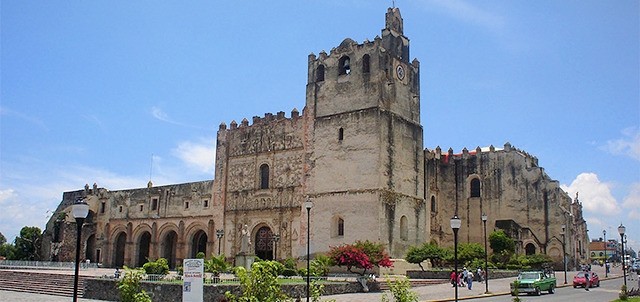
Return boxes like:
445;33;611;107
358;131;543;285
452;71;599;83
1;1;639;253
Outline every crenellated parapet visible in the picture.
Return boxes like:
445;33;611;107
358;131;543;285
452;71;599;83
216;108;304;157
425;142;539;168
218;108;301;131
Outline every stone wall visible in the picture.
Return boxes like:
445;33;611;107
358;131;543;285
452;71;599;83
425;143;588;266
83;278;377;302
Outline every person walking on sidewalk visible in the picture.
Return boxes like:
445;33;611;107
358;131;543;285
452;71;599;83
467;271;474;290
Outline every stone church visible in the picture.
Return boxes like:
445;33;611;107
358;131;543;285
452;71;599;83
41;7;588;270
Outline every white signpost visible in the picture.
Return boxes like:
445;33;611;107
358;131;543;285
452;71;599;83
182;258;204;302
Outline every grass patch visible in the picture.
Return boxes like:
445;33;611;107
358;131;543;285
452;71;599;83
611;297;640;302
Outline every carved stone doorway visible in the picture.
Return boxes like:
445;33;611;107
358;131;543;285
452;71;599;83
254;226;273;260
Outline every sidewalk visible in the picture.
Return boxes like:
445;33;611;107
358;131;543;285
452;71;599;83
323;263;622;302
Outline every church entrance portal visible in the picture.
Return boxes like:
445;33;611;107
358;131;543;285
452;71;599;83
254;226;274;260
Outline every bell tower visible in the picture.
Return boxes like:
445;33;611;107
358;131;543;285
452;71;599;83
303;7;426;257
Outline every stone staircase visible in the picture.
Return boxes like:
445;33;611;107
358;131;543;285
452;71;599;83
0;270;86;297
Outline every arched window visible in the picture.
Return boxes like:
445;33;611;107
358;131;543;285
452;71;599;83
525;243;536;255
470;178;481;198
338;128;344;141
337;218;344;237
362;54;370;73
316;65;325;82
400;216;408;240
260;164;269;189
430;196;436;212
338;56;351;75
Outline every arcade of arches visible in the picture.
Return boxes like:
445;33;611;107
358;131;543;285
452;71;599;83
96;221;278;268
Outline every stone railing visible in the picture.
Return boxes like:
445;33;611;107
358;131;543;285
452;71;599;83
0;260;98;270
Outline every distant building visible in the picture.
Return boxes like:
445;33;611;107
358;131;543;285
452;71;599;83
41;7;588;270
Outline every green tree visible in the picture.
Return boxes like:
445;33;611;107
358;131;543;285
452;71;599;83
13;226;42;260
489;230;515;268
0;243;16;259
225;260;289;302
489;230;515;254
0;231;14;259
458;243;486;265
405;242;448;270
117;267;152;302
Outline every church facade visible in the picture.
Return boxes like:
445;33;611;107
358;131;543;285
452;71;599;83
41;8;588;270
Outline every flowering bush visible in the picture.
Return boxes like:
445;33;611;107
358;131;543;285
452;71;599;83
328;240;393;275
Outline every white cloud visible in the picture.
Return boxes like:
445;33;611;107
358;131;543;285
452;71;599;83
173;138;216;174
622;182;640;220
0;188;17;205
151;106;172;123
0;164;150;241
561;173;620;216
150;106;206;129
601;127;640;161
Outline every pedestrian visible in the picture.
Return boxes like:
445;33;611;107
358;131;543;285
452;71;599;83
458;271;464;287
450;270;457;287
462;267;468;286
467;271;474;290
584;270;590;291
477;267;482;282
114;267;121;279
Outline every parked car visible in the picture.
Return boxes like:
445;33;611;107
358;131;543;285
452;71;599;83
510;271;556;296
573;271;600;288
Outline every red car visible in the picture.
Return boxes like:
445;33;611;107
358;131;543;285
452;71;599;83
573;271;600;288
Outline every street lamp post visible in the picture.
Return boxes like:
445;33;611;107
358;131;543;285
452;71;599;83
305;199;313;302
450;215;461;302
272;233;280;260
481;213;489;294
216;229;224;255
72;198;90;302
561;225;567;284
618;223;627;288
603;229;608;278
